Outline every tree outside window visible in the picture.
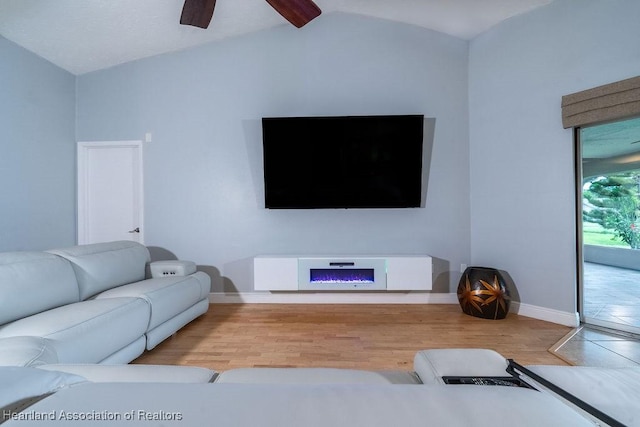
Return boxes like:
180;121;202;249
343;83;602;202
583;172;640;249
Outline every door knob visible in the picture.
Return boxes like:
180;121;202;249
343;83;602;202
128;227;140;233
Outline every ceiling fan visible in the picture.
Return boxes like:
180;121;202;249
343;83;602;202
180;0;322;29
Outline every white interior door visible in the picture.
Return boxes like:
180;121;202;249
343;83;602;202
77;141;144;245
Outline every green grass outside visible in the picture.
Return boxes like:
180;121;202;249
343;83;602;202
582;222;628;248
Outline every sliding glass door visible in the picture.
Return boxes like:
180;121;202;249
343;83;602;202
579;116;640;334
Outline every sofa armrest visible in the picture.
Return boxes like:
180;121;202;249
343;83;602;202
0;337;58;367
149;261;197;278
215;368;420;384
0;366;86;410
37;364;216;383
414;348;509;384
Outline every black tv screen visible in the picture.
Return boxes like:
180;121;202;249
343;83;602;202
262;115;424;209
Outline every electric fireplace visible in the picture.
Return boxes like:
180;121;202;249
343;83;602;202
298;258;387;290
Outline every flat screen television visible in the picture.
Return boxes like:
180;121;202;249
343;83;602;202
262;114;424;209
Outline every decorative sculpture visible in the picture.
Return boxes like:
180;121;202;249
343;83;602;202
457;266;511;320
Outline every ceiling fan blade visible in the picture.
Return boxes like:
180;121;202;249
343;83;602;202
265;0;322;28
180;0;217;29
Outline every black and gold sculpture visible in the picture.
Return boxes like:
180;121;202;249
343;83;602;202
457;267;510;320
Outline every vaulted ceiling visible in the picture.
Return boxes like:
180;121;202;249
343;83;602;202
0;0;554;75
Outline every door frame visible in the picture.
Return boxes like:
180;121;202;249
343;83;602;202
576;124;640;336
77;140;144;245
574;128;585;324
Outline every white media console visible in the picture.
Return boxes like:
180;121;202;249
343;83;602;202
254;255;432;291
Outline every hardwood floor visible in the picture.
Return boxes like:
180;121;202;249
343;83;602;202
133;304;571;371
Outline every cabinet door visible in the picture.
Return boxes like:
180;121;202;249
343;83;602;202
254;257;298;291
386;257;432;290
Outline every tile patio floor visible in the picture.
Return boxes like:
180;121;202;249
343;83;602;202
552;262;640;367
583;262;640;329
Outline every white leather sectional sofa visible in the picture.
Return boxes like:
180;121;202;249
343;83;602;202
2;348;637;426
0;241;210;367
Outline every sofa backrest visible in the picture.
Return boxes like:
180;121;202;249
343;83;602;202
0;252;80;326
48;241;151;300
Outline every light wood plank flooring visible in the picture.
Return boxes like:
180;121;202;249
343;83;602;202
134;304;571;371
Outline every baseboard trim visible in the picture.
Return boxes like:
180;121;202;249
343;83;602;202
209;292;458;304
510;302;580;328
208;293;580;327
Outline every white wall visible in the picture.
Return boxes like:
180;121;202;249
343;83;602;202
0;37;76;251
469;0;640;312
76;13;471;293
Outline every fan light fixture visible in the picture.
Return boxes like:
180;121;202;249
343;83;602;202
180;0;321;29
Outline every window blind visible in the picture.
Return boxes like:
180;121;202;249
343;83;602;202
561;75;640;129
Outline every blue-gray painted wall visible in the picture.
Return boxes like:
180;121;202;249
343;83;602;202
0;37;76;251
469;0;640;312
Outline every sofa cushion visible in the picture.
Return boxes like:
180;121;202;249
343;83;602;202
0;336;58;367
95;272;210;330
48;241;151;300
0;252;79;325
0;298;150;364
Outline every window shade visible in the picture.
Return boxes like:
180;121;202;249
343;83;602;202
561;75;640;128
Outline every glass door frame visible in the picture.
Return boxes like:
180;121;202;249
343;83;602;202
575;127;586;324
575;121;640;336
